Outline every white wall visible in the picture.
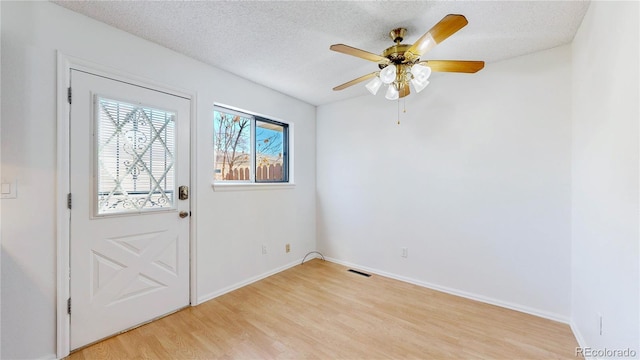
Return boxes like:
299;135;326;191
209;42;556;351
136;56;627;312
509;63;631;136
0;2;3;355
571;1;639;354
317;45;572;321
0;2;316;358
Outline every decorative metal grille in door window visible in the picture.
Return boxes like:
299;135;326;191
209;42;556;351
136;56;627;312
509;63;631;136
96;97;176;215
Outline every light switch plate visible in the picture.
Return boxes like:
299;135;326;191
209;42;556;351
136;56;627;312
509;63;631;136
1;180;17;199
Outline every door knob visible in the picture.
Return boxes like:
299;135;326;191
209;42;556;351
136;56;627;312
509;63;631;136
179;211;189;218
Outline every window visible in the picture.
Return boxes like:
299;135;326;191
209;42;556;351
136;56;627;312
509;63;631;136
97;97;176;214
214;106;289;183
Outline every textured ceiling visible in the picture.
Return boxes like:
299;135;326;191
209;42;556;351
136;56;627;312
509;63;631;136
52;1;590;106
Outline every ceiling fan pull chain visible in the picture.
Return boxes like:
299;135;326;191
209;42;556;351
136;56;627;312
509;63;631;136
397;99;401;125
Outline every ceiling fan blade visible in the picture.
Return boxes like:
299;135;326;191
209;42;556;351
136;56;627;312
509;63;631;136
333;72;378;91
330;44;390;64
405;14;469;59
399;84;410;98
419;60;485;73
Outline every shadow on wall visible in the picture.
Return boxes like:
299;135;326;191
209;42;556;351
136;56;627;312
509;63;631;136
315;195;333;257
1;246;54;359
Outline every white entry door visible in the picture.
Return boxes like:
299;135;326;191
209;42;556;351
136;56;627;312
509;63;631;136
69;70;190;350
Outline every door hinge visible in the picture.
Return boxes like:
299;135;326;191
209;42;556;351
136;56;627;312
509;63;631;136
67;87;72;104
67;297;71;315
67;193;72;209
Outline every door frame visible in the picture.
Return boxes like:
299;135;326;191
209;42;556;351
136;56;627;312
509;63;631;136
56;52;199;358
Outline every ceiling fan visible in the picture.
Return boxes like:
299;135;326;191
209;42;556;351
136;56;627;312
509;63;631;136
330;14;484;100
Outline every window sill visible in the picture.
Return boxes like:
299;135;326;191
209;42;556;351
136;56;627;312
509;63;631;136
212;182;296;192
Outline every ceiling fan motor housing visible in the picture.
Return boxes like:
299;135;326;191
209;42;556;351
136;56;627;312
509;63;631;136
380;28;419;68
380;44;413;68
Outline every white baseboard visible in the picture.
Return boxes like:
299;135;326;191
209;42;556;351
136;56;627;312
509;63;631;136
196;258;304;305
570;320;588;348
195;254;570;325
570;321;594;359
325;257;570;324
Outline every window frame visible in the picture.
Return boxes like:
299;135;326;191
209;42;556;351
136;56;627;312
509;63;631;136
213;105;293;190
254;116;289;184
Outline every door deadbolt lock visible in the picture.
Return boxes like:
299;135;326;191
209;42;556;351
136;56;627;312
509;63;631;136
179;185;189;200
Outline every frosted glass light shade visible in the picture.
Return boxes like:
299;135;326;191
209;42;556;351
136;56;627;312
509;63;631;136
379;65;396;84
411;78;430;93
385;85;399;100
411;64;432;83
365;76;383;95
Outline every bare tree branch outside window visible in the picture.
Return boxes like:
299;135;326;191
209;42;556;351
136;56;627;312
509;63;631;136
214;112;250;180
214;108;288;182
256;120;284;168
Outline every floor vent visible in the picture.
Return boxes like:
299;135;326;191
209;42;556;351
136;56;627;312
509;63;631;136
348;269;371;277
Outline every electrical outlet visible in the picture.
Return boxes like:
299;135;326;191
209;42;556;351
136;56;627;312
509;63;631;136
401;247;408;258
285;243;290;253
262;244;267;255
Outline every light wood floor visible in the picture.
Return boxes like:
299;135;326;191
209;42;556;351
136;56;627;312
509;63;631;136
67;259;579;359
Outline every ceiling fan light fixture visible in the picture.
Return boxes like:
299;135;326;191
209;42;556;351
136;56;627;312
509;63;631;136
385;84;399;100
330;14;483;104
403;67;413;83
411;64;432;83
365;76;383;95
411;78;430;93
379;64;396;84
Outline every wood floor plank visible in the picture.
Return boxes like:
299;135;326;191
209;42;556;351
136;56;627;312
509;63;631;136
67;259;579;359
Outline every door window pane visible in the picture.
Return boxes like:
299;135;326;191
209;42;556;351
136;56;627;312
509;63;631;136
96;97;176;214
